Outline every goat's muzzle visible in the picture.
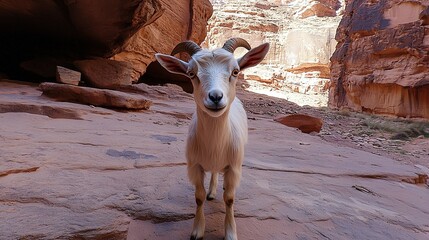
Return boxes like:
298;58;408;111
205;90;226;112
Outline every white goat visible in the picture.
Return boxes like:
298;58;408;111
155;38;269;240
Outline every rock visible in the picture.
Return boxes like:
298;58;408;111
329;0;429;119
39;82;152;110
74;59;133;89
20;58;69;79
1;80;429;239
112;0;213;81
420;6;429;25
203;0;344;95
274;114;323;133
301;2;337;18
0;0;212;82
56;66;81;86
0;0;162;57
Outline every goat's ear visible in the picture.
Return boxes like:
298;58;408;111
155;53;189;77
238;43;270;71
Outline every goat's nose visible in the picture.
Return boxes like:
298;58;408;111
208;90;223;104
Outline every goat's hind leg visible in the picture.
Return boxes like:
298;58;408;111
207;172;218;200
223;167;240;240
188;164;206;240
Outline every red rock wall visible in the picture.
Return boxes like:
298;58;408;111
329;0;429;118
113;0;213;80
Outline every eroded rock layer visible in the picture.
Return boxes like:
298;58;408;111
204;0;344;94
113;0;213;80
0;0;212;83
329;0;429;118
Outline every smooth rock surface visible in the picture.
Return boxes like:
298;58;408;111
1;80;428;239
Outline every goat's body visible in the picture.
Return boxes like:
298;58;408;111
186;98;247;240
155;38;269;240
186;98;247;183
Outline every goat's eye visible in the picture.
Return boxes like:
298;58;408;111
232;69;239;77
188;71;196;78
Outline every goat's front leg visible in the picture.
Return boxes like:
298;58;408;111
223;166;240;240
207;172;218;200
189;164;206;240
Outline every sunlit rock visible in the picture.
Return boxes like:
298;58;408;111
329;0;429;118
204;0;345;96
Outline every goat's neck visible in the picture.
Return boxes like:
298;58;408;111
195;107;230;141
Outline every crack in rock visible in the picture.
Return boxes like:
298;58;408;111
136;212;195;224
133;162;186;169
287;216;331;224
108;204;194;224
243;165;425;183
235;213;279;221
0;103;83;119
0;166;39;178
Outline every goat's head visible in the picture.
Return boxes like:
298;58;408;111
155;38;269;117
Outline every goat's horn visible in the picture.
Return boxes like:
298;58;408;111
222;38;251;53
171;41;202;56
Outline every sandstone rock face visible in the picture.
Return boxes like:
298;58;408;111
0;0;212;83
1;80;428;239
113;0;213;80
329;0;429;118
204;0;344;95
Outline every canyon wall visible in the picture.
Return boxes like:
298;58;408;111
0;0;212;83
113;0;213;80
329;0;429;118
204;0;344;94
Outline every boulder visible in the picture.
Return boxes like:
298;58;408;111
329;0;429;118
40;82;152;110
274;114;323;133
74;59;133;89
56;66;81;86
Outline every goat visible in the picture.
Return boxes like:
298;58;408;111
155;38;269;240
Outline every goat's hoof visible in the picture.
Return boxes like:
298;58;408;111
190;235;203;240
206;193;215;201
